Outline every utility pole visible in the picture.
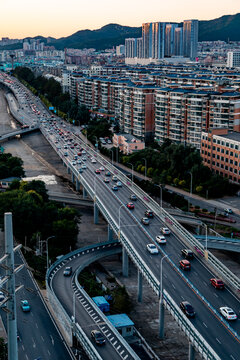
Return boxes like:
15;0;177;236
0;213;24;360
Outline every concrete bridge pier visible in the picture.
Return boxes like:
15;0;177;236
76;179;80;192
122;247;129;277
71;172;75;183
108;225;113;242
137;270;143;303
67;167;71;174
94;202;99;225
188;343;195;360
158;298;165;339
82;187;88;199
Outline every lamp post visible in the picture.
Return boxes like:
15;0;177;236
143;158;147;181
127;163;134;183
159;253;170;339
204;223;208;251
154;184;163;214
110;149;114;165
46;235;55;270
188;171;193;212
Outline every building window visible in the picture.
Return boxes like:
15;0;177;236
235;161;237;166
230;152;233;156
212;154;215;158
225;165;228;170
235;145;238;150
217;155;220;160
212;161;215;165
213;146;216;150
230;160;233;164
230;144;234;149
230;167;233;172
221;156;224;161
226;150;229;155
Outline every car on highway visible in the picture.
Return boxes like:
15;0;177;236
95;169;101;174
112;175;118;182
91;158;96;163
219;307;237;320
156;235;166;244
180;301;195;318
71;161;76;166
78;168;83;173
99;166;105;171
210;278;224;289
104;178;110;183
64;152;68;156
91;330;106;345
161;227;171;235
63;266;72;276
82;164;87;169
21;300;31;312
127;202;135;210
145;209;154;218
112;185;118;191
179;260;191;270
77;159;82;164
224;208;233;214
181;249;194;259
116;181;122;187
141;217;150;225
147;244;159;254
105;171;111;177
130;194;137;201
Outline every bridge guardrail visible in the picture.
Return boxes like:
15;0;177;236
43;126;239;358
47;242;121;360
69;132;240;292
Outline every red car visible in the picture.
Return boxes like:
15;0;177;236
180;260;191;270
95;169;101;174
210;278;224;289
127;202;135;210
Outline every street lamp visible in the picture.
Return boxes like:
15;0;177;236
154;184;163;214
187;171;193;212
204;223;208;251
143;158;147;181
110;149;114;165
127;163;134;183
45;235;55;270
160;254;170;301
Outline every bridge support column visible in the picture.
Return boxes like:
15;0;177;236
71;172;75;183
188;343;195;360
83;187;88;198
122;247;129;277
76;179;80;192
108;224;113;242
94;202;99;225
137;270;143;302
67;167;71;174
196;225;200;235
158;298;165;339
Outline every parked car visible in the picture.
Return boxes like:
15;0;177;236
180;301;195;318
219;307;237;320
210;278;224;289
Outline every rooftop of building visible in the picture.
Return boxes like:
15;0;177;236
92;296;110;306
217;131;240;142
106;314;134;328
115;133;144;143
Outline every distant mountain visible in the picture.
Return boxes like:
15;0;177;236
199;13;240;41
1;13;240;51
48;24;142;50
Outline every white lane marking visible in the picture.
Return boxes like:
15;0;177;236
213;293;218;298
230;355;236;360
50;335;54;345
117;345;121;350
41;336;44;342
120;350;125;355
35;323;38;328
107;333;112;338
172;284;176;290
25;355;29;360
22;344;25;351
109;336;114;341
123;355;129;360
113;340;118;346
216;338;221;344
48;350;51;356
203;322;208;328
203;281;207;286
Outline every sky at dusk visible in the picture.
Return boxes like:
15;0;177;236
1;0;240;38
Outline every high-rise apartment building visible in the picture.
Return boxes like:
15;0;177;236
227;51;240;68
125;38;137;58
183;20;198;60
165;24;178;57
174;27;183;56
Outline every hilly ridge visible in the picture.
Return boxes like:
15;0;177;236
2;13;240;51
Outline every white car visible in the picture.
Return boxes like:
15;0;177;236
82;164;87;169
147;244;159;254
219;307;237;320
99;166;105;171
161;227;171;235
91;158;97;163
156;235;166;244
116;181;122;187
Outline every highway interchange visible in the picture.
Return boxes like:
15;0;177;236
0;71;240;359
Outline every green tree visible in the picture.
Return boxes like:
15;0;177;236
0;338;7;360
